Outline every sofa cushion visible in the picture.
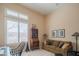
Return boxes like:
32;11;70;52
46;40;53;45
47;45;56;49
62;43;69;49
53;41;60;47
58;42;64;48
56;41;60;47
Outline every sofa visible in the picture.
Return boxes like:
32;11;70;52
42;40;72;56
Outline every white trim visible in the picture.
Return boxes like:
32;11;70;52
4;8;7;46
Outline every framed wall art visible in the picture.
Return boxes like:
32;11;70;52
58;29;65;38
52;29;65;38
52;30;57;38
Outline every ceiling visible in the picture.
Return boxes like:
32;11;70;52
21;3;60;15
20;3;78;15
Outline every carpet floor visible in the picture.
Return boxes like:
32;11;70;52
22;49;55;56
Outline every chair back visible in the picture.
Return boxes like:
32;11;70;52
16;42;25;52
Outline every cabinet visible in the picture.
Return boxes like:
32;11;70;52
30;29;39;50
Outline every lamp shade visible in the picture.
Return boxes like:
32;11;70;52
72;32;79;36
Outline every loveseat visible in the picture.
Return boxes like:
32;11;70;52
42;40;72;56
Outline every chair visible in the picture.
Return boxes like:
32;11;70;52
10;42;25;56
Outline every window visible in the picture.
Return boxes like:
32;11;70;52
7;19;18;44
5;9;18;17
5;8;28;44
19;22;28;42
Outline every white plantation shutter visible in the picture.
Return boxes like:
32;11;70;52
5;8;28;44
19;14;28;42
7;19;18;44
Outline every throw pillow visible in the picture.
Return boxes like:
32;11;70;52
62;43;69;49
58;42;64;48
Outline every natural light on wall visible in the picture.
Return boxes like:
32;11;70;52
4;8;28;44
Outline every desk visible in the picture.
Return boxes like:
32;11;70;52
0;47;11;56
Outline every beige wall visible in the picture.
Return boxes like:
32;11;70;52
45;4;79;51
0;4;45;48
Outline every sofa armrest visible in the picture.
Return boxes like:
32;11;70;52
64;45;72;52
62;45;72;55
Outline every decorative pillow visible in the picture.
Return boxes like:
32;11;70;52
58;42;64;48
62;43;69;49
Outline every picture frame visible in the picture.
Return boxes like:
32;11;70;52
52;29;65;38
52;30;57;38
58;29;65;38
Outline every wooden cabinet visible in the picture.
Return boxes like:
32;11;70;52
30;39;39;50
30;28;39;50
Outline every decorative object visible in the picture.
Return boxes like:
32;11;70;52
32;24;36;29
43;34;48;41
42;34;48;48
52;29;65;38
72;32;79;52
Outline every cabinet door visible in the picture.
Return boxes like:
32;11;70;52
32;29;38;38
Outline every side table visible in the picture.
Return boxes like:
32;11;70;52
67;51;79;56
